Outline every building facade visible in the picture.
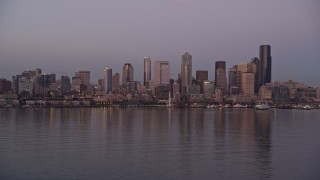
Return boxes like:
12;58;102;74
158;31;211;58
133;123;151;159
60;76;71;93
241;72;255;96
260;45;272;85
144;57;151;86
215;61;227;93
250;57;260;93
122;63;134;85
237;63;253;94
112;73;120;94
103;66;112;93
75;70;90;86
180;52;192;94
154;61;170;85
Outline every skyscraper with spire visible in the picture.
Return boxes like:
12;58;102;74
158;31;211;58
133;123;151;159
180;52;192;94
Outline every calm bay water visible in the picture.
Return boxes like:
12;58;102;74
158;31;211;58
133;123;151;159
0;108;320;180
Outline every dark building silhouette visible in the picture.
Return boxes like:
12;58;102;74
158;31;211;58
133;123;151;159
196;70;208;94
0;78;12;93
196;70;208;82
61;76;71;93
260;45;272;85
215;61;227;94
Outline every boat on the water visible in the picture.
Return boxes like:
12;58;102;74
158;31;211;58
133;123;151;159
233;104;247;108
302;105;311;110
255;104;270;110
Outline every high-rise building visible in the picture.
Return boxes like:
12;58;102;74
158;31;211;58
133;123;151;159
181;52;192;94
154;61;170;85
215;61;227;93
260;45;272;85
75;70;90;85
228;66;237;88
112;73;120;93
38;74;50;87
60;76;71;93
103;66;112;93
144;57;151;86
196;70;208;82
250;57;260;93
122;63;134;85
242;72;255;96
196;70;208;94
236;63;253;93
0;78;12;93
49;74;56;85
18;77;33;94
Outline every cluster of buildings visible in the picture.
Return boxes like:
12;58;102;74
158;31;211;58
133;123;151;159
1;45;320;107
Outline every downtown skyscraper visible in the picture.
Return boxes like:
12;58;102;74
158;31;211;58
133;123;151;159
122;63;134;85
103;66;112;93
260;45;272;85
143;57;151;86
180;52;192;94
154;61;170;85
215;61;227;93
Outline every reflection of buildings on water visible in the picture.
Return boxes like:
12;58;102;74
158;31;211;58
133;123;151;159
253;110;273;179
213;109;227;160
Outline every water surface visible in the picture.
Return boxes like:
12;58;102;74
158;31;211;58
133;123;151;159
0;108;319;180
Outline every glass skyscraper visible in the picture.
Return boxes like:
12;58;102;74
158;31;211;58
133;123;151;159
260;45;272;85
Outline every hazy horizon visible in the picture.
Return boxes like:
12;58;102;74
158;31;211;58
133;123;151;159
0;0;319;87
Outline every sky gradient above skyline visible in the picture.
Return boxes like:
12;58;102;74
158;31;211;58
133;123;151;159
0;0;319;86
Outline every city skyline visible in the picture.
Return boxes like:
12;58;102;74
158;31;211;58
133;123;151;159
0;1;319;86
2;48;320;88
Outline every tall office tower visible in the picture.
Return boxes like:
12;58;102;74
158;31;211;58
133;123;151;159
112;73;120;93
103;66;112;93
180;52;192;94
144;57;151;86
154;61;170;85
122;63;134;85
60;76;71;93
196;70;208;94
215;61;227;93
260;45;272;85
228;66;237;88
38;74;50;87
49;74;56;85
237;63;254;94
75;70;90;85
250;57;260;93
242;72;255;96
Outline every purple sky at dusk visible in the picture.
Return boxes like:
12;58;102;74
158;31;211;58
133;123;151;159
0;0;319;86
